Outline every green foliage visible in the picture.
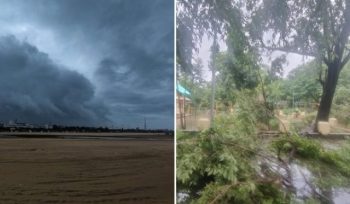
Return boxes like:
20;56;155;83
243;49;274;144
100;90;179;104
270;55;287;79
215;52;237;108
214;46;260;100
178;91;350;203
177;92;289;203
285;61;323;103
268;118;279;131
246;0;350;64
176;0;243;74
304;111;317;124
332;103;350;126
266;79;285;104
289;121;308;133
177;128;287;204
177;1;350;203
272;134;322;159
271;136;350;197
262;60;350;126
246;0;350;123
332;63;350;126
177;60;212;109
272;135;350;178
224;29;260;90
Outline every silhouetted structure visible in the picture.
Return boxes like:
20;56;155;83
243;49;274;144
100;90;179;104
0;120;173;135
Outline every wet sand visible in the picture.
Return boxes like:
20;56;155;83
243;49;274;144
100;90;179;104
0;137;173;203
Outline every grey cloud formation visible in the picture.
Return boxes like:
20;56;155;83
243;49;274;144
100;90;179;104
95;56;173;129
0;0;174;129
0;36;109;125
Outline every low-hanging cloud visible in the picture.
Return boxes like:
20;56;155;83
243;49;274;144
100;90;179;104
0;0;174;129
95;57;173;129
0;35;109;126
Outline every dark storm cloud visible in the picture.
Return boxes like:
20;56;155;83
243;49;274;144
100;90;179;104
95;57;173;128
0;35;109;125
0;0;174;128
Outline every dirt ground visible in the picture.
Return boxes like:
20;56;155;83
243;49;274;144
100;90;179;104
0;137;174;204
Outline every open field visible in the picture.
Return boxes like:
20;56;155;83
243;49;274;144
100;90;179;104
0;136;173;203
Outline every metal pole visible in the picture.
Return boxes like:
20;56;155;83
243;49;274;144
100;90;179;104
210;66;216;127
209;34;218;128
183;94;186;129
292;90;295;109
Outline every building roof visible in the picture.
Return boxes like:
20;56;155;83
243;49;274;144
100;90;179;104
176;83;191;97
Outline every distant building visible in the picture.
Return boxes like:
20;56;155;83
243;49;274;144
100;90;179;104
3;120;34;129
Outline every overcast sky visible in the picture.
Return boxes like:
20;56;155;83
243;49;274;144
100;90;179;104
0;0;174;129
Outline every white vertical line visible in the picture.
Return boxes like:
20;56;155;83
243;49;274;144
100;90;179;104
173;0;177;203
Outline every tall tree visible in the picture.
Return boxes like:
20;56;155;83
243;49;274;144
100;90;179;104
176;0;242;73
245;0;350;129
285;61;323;104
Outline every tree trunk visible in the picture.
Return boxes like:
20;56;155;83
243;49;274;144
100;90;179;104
210;67;216;128
315;62;341;131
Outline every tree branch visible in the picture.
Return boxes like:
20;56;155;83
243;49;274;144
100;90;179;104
318;68;325;89
336;1;350;63
322;54;332;66
340;51;350;68
260;43;317;57
208;183;236;204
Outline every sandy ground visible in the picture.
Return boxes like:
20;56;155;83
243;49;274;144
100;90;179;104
0;137;174;204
